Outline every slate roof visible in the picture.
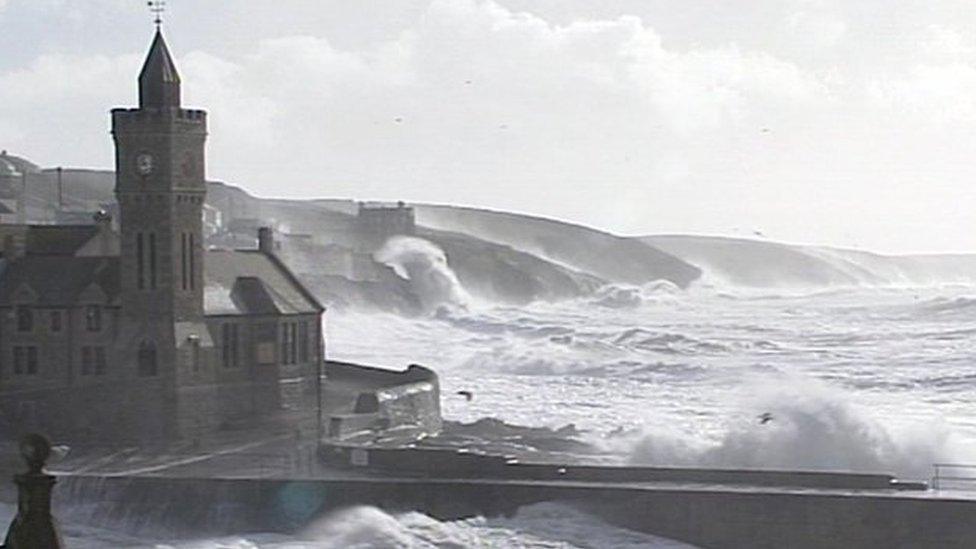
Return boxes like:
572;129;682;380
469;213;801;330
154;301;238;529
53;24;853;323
0;237;321;315
25;225;98;256
204;250;323;316
140;30;180;85
0;256;120;306
139;29;181;108
0;151;40;174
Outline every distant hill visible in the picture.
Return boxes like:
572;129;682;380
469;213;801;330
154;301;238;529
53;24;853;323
642;235;976;288
409;204;701;288
14;169;611;310
27;161;973;303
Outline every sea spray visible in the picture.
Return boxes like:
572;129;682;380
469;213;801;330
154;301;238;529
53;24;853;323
626;376;964;480
374;236;471;313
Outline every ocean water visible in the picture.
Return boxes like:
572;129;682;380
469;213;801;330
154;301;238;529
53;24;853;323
29;277;976;547
329;283;976;480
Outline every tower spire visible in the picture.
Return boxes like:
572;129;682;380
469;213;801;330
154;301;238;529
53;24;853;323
138;27;181;108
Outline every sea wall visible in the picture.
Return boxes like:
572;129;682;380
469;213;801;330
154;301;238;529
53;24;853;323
319;444;924;491
55;474;976;548
323;361;441;439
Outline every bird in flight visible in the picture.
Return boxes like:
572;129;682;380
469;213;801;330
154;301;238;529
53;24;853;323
457;390;474;401
758;412;774;424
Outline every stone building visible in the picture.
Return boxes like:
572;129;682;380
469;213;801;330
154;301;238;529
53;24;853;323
356;201;416;251
0;29;325;444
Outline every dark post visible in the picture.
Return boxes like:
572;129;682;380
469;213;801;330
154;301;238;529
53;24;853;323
3;434;63;549
258;227;274;254
56;167;63;212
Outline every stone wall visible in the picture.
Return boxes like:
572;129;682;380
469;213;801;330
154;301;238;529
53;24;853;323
323;361;441;439
55;474;976;548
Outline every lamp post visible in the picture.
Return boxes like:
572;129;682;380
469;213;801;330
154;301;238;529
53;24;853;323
3;434;63;549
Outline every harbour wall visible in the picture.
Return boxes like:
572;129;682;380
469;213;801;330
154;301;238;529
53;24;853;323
55;473;976;548
322;361;441;439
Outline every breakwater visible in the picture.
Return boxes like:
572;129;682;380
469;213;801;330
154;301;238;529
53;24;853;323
55;467;976;548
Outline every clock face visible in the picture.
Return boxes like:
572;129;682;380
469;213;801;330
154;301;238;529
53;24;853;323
135;153;154;176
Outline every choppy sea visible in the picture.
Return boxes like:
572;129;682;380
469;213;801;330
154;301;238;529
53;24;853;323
12;280;976;547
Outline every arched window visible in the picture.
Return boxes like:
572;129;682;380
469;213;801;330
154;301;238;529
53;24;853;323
138;340;158;377
85;305;102;332
16;306;33;333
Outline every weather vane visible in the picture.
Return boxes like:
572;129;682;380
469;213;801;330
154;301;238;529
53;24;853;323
147;1;166;28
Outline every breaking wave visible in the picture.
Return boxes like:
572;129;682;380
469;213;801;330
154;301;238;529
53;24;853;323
590;280;682;309
916;295;976;316
374;236;471;313
623;377;966;480
46;502;693;548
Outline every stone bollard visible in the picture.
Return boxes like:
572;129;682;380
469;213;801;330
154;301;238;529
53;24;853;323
3;434;63;549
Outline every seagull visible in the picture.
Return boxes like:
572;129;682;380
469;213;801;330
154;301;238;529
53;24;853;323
761;128;771;133
457;390;474;401
758;412;774;425
394;117;403;123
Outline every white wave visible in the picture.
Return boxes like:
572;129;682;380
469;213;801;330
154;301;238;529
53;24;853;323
625;376;968;480
374;236;471;313
121;503;695;548
590;280;682;309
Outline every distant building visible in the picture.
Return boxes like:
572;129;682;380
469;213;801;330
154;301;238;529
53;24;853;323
356;200;416;251
0;29;325;443
0;155;24;224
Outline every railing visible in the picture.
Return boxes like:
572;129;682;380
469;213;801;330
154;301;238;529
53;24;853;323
932;463;976;490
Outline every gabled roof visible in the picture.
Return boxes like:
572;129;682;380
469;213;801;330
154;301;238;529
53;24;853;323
0;256;120;306
204;250;322;316
231;277;280;315
139;29;181;108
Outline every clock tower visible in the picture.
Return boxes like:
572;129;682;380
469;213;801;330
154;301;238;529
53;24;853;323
112;29;207;366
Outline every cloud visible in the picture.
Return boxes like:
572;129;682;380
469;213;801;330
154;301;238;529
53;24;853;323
785;9;847;50
918;24;975;60
867;63;976;121
3;0;976;251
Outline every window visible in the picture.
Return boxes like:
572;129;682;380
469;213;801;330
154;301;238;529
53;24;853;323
281;322;300;364
136;232;144;290
181;233;187;290
85;305;102;332
94;347;106;375
81;346;106;376
16;306;32;332
299;322;309;363
149;233;157;290
138;341;157;377
82;346;93;375
13;346;38;375
280;323;289;364
222;323;239;368
189;234;195;290
49;311;62;333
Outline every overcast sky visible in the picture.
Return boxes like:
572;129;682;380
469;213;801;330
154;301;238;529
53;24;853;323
2;0;976;253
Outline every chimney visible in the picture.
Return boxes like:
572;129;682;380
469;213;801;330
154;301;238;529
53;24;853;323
258;227;274;254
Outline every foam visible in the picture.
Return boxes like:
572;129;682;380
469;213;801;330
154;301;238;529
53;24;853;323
374;236;471;313
626;376;967;480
